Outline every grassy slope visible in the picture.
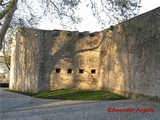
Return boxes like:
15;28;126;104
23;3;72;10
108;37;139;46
8;89;127;100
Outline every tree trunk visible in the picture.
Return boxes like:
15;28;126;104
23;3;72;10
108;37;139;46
0;0;18;50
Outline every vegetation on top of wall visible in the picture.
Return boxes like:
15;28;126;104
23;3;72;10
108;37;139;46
109;25;114;31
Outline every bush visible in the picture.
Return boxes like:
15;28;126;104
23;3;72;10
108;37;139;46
0;83;9;87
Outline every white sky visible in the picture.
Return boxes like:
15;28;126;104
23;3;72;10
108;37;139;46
0;1;159;55
38;1;160;32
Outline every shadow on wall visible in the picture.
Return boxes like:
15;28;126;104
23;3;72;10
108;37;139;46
13;31;38;92
98;8;160;98
11;7;160;99
42;30;107;91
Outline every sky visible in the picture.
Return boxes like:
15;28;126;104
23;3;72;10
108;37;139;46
39;0;160;32
0;1;160;56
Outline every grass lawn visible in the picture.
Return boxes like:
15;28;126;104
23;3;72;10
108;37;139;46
8;89;127;100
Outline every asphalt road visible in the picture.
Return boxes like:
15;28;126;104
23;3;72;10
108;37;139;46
0;88;160;120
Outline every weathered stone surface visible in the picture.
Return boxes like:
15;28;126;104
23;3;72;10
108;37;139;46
10;29;40;92
10;7;160;99
98;7;160;98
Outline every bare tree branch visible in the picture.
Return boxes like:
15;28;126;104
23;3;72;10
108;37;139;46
0;0;3;5
0;0;141;51
0;0;18;50
0;0;17;20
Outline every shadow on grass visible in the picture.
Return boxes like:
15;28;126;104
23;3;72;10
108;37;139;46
7;89;127;101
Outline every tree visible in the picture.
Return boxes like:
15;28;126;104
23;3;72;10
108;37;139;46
0;0;18;50
1;28;14;70
0;0;141;50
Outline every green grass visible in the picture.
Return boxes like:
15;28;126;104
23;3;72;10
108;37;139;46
8;89;127;100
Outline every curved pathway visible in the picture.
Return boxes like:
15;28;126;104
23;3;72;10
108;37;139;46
0;88;160;120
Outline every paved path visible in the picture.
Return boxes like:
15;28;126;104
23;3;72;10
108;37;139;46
0;88;160;120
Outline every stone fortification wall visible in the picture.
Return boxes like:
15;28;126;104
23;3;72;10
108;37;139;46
40;30;103;91
99;7;160;98
10;7;160;99
10;29;41;92
10;29;103;92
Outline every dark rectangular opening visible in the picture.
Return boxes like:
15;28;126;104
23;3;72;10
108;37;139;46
79;33;84;37
68;69;72;73
67;32;72;36
90;33;95;37
91;69;96;74
79;69;84;73
52;31;60;37
56;68;61;73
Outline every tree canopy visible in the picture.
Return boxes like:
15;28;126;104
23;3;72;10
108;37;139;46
0;0;141;50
